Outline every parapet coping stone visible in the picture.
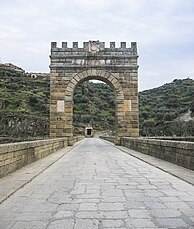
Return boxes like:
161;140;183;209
122;137;194;150
0;138;68;154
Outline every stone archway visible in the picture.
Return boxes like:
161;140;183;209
64;69;124;139
50;40;139;143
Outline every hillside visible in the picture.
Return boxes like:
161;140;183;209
139;78;194;136
0;67;49;141
0;65;194;142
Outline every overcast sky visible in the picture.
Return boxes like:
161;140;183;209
0;0;194;91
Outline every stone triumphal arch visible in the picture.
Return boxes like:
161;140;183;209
50;40;139;143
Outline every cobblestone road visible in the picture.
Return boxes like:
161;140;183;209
0;138;194;228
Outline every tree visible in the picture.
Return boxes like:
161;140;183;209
141;111;149;119
29;95;39;106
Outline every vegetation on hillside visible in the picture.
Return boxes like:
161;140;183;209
73;81;116;135
0;66;194;142
139;78;194;136
0;69;49;140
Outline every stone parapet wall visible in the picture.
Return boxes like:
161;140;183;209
99;136;116;144
0;138;69;178
70;136;85;145
121;137;194;170
145;137;194;142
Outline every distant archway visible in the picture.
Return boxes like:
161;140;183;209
64;70;124;138
49;40;139;143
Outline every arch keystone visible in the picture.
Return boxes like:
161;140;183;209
91;69;97;76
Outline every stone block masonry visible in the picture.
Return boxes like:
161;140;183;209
121;137;194;170
50;40;139;140
0;137;83;178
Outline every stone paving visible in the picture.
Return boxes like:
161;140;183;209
0;138;194;228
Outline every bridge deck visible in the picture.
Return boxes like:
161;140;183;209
0;138;194;228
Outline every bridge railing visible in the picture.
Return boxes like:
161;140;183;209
0;136;84;178
100;136;194;171
99;135;116;143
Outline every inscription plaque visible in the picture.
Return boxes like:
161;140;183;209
57;100;64;112
124;100;131;112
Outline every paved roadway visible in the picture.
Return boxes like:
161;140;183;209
0;138;194;229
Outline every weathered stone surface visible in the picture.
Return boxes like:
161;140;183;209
120;137;194;170
50;40;139;139
0;136;84;178
1;138;194;229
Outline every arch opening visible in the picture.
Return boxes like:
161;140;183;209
64;70;124;105
73;79;116;137
63;70;125;140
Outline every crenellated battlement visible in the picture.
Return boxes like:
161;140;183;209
51;40;137;55
50;40;138;68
